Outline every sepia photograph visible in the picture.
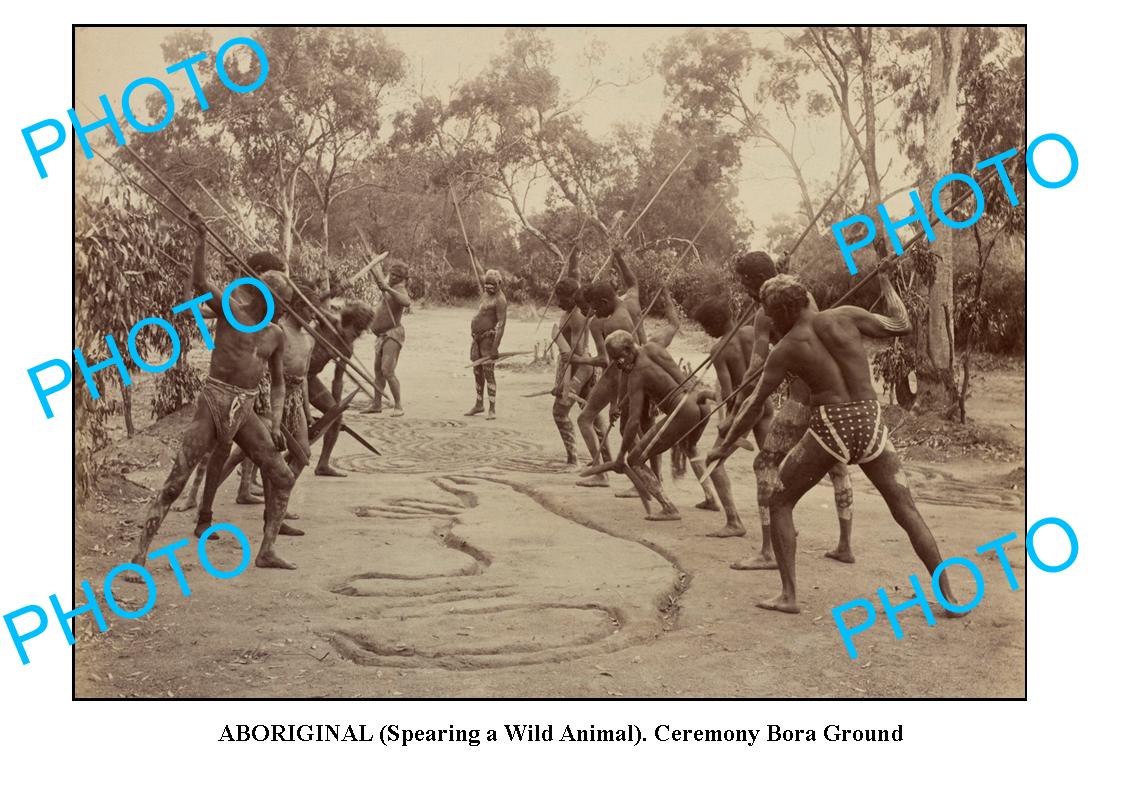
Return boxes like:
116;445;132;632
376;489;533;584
71;25;1027;698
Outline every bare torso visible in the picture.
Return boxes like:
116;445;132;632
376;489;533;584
371;292;405;335
773;309;877;405
471;294;504;334
209;315;282;389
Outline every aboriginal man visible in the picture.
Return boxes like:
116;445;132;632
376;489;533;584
727;252;855;569
568;247;647;487
552;247;604;465
363;259;411;416
311;299;376;476
465;269;507;420
130;212;297;572
707;272;959;614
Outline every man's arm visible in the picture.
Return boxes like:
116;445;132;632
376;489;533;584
615;375;647;467
711;347;788;459
713;353;734;419
267;331;287;450
612;247;639;296
567;246;580;282
841;271;912;338
373;265;412;308
571;320;608;368
188;212;223;316
493;294;507;350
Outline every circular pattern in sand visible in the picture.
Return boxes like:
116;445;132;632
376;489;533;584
335;418;568;475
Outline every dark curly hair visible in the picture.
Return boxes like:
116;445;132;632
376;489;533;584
583;281;616;312
340;300;376;331
732;250;777;293
248;251;286;274
760;274;808;333
691;296;731;338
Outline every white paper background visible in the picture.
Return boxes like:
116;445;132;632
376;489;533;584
0;4;1112;792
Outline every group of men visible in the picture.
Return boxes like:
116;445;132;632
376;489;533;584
545;245;959;614
127;215;959;617
130;212;410;573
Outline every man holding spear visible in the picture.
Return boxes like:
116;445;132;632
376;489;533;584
364;258;411;417
130;213;300;572
706;271;958;614
465;268;508;420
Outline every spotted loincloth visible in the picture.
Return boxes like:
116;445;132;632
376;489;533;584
808;399;889;465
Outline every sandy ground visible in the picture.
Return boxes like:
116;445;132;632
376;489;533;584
75;305;1026;698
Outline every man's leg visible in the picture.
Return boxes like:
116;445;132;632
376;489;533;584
172;459;207;512
824;463;856;563
757;434;838;614
483;338;497;419
280;402;310;537
734;399;803;570
311;375;346;477
858;441;959;613
131;401;217;568
234;415;297;570
552;395;580;465
623;411;695;521
576;370;617;486
192;441;234;537
380;338;404;415
365;339;385;414
466;339;485;415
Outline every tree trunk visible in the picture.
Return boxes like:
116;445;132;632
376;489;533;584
914;27;966;415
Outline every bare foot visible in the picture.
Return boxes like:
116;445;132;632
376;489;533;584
756;593;800;614
576;474;610;488
615;486;641;499
315;464;348;477
285;511;300;520
236;493;265;505
486;408;496;420
255;551;296;570
695;498;720;512
825;548;856;564
706;524;747;538
124;557;148;583
644;507;681;522
731;555;778;571
279;522;305;537
361;404;382;415
464;403;484;417
390;408;405;417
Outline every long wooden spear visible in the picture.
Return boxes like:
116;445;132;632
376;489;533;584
449;186;484;296
110;143;390;406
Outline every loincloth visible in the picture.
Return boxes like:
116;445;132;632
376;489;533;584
281;377;306;437
470;328;496;362
202;376;259;447
253;370;271;416
808;399;888;465
378;324;406;347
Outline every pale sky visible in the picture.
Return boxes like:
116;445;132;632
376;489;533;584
75;26;916;234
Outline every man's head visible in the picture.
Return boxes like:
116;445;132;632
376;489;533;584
760;274;811;336
604;329;639;372
732;250;777;300
556;276;580;311
692;296;732;339
248;251;286;274
483;269;502;294
288;275;318;322
257;270;293;322
340;300;376;339
385;258;409;286
583;281;617;318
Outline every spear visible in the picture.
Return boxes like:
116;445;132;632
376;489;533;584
694;167;1004;483
449;186;484;296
